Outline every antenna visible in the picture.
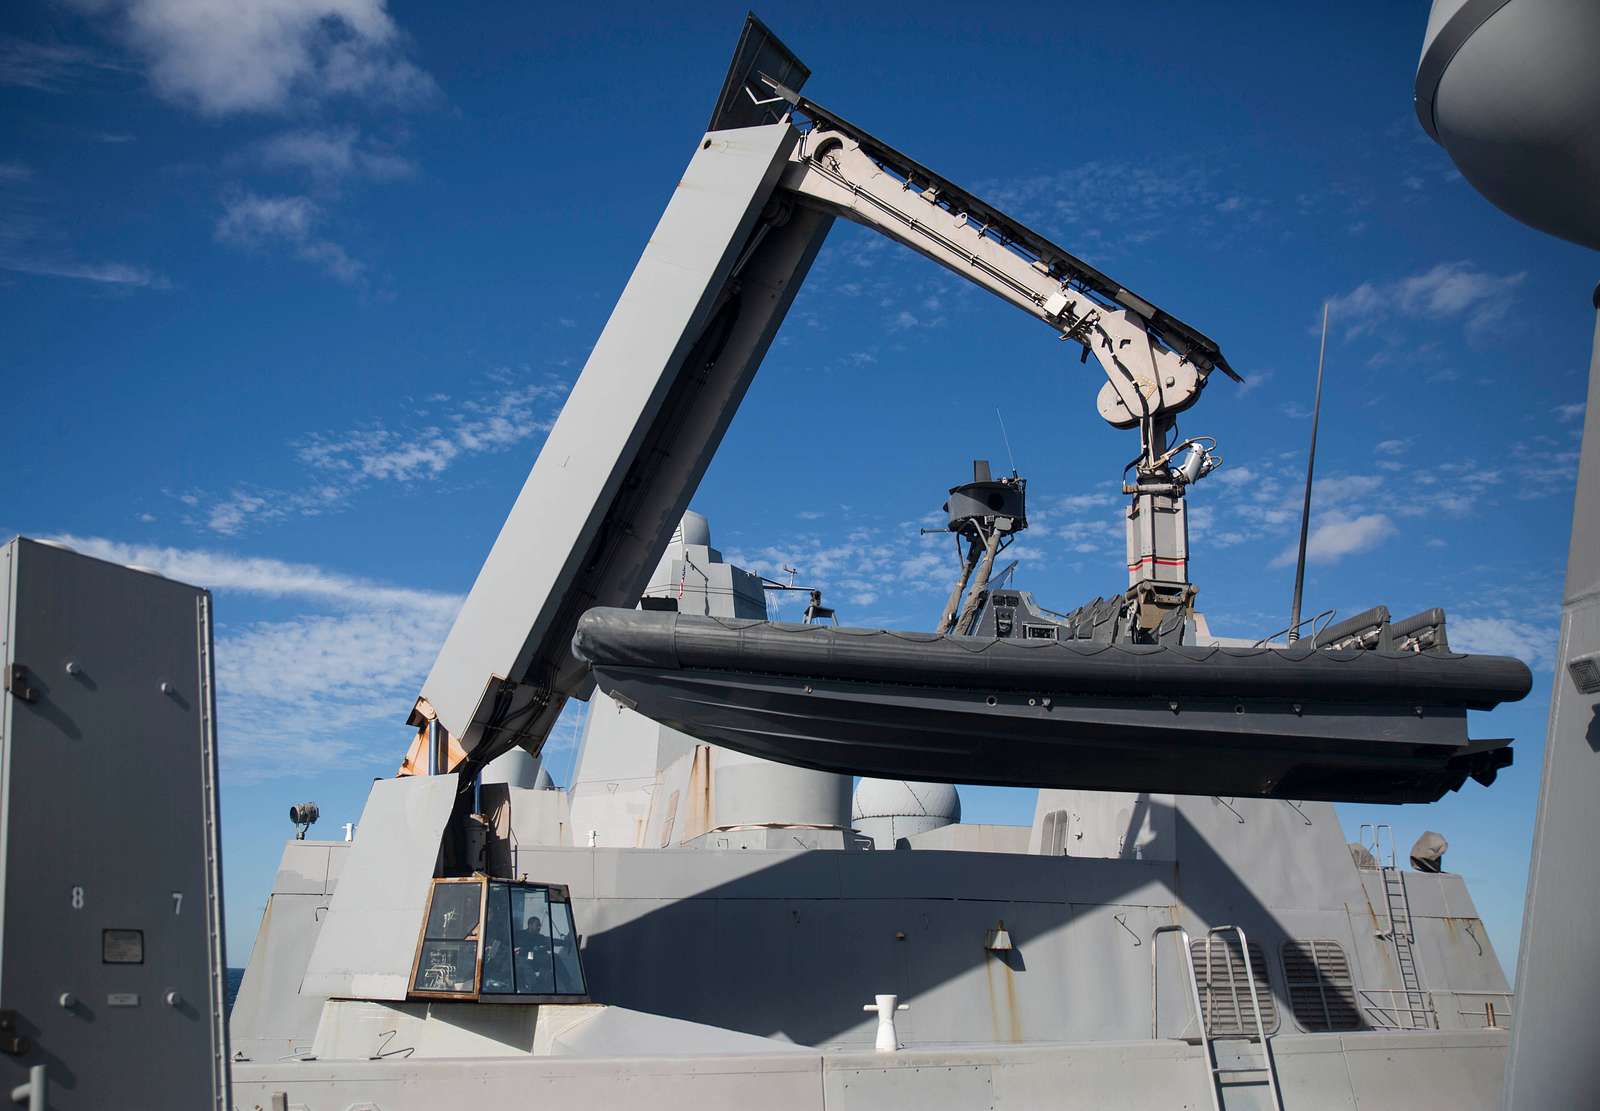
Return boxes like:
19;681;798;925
1287;303;1330;645
996;408;1017;474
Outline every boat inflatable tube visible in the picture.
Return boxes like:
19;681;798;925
572;609;1531;805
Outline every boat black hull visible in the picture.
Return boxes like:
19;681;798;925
571;609;1530;804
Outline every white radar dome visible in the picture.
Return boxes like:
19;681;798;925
852;779;961;849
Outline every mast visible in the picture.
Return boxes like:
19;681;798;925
1287;303;1329;645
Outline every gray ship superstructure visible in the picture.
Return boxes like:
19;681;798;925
228;509;1520;1110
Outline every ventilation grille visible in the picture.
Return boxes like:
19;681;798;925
1282;939;1361;1031
1190;936;1278;1035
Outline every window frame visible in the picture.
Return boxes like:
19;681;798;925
407;875;590;1005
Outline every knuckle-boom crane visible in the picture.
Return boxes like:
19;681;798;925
404;17;1527;807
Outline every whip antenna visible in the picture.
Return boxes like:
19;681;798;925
996;408;1017;474
1287;302;1330;645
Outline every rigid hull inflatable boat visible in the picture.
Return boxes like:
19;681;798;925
572;608;1530;805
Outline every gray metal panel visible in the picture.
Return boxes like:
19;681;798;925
230;1030;1512;1111
1396;871;1449;920
419;121;831;761
1411;916;1508;995
0;538;227;1109
1507;299;1600;1106
271;841;340;896
547;1004;813;1057
301;775;457;1000
227;892;332;1061
233;1052;826;1111
707;14;811;132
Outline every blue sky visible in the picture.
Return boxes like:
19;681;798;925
3;2;1593;971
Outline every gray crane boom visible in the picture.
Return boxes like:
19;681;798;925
409;16;1235;773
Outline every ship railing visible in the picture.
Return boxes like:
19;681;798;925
1450;990;1514;1029
1358;822;1397;870
1358;988;1439;1030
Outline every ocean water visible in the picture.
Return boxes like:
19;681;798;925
226;968;245;1014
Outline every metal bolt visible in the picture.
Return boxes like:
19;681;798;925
1169;700;1179;713
58;993;75;1009
64;661;80;676
164;991;182;1007
159;682;174;695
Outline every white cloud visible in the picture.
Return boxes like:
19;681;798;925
1236;368;1274;395
48;534;461;621
1326;261;1525;340
0;162;33;183
71;0;435;116
978;159;1247;259
216;193;317;243
0;256;169;288
0;36;123;90
214;608;443;778
1449;616;1553;669
256;126;414;182
1316;474;1385;507
181;373;566;535
214;191;363;283
1270;511;1393;567
297;380;562;483
1555;402;1585;423
1375;439;1408;455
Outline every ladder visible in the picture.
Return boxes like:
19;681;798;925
1359;823;1433;1029
1381;867;1432;1028
1152;924;1285;1111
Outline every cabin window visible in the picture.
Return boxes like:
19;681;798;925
411;878;483;995
1023;624;1058;640
1189;936;1279;1035
1282;940;1361;1031
410;877;589;1002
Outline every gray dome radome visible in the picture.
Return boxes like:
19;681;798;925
1416;0;1600;250
672;510;712;549
852;779;961;823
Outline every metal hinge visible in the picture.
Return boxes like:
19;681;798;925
0;1010;30;1055
4;664;35;703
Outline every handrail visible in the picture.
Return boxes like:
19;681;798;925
1358;988;1439;1031
1204;925;1285;1111
1151;924;1221;1111
1359;822;1396;869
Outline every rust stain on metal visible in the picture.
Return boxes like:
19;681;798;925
1001;960;1022;1043
984;956;1001;1043
983;952;1022;1043
685;744;714;841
